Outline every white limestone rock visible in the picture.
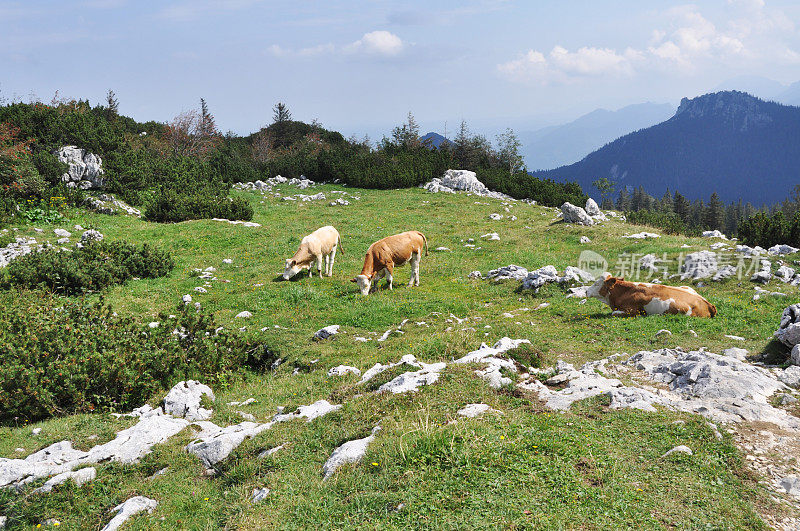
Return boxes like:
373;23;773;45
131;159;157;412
775;304;800;348
101;496;157;531
702;230;727;239
273;400;342;423
251;488;270;502
80;229;104;243
314;325;340;340
235;311;252;319
57;146;104;189
662;445;693;458
560;202;594;225
163;381;214;421
378;362;446;393
32;467;96;494
322;427;380;479
622;232;660;239
328;365;361;377
457;404;495;417
186;421;271;468
680;251;718;280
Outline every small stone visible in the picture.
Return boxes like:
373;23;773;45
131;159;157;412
314;325;340;340
661;445;692;458
655;329;672;339
182;294;192;304
222;259;233;264
457;404;493;417
251;488;270;502
722;347;748;361
32;428;41;435
468;271;482;279
235;311;252;319
54;228;71;238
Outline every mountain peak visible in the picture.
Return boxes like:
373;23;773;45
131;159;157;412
675;91;772;129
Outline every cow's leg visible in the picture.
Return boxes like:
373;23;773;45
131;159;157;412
308;264;313;278
315;255;323;277
409;251;420;286
323;254;330;277
385;263;394;290
328;247;337;276
369;271;381;294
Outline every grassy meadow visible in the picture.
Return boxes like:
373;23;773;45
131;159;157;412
0;182;797;529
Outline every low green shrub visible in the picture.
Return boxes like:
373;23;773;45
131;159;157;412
625;210;695;236
1;240;174;295
0;295;278;423
144;186;254;223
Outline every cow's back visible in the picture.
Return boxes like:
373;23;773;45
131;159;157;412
304;226;339;255
370;231;423;266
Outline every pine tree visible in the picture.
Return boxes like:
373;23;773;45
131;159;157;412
105;89;119;121
704;192;725;230
272;102;291;124
616;188;631;211
673;191;690;221
454;120;470;168
660;188;673;212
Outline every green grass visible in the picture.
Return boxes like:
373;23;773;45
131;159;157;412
0;183;796;529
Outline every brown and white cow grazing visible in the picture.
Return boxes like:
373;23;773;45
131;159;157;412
351;231;428;295
586;273;716;317
283;226;343;280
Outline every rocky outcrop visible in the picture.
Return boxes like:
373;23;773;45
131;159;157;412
560;202;594;225
423;169;511;200
163;381;214;421
776;304;800;348
57;146;104;189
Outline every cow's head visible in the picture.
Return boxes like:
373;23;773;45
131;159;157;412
351;274;371;296
586;273;620;305
282;259;302;280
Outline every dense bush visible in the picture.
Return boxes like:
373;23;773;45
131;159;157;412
625;209;695;236
144;185;254;223
476;167;586;207
738;210;800;248
1;240;174;295
0;295;277;423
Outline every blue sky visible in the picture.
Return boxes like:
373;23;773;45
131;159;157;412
3;0;800;140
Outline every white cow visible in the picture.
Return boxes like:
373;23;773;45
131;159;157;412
283;226;343;280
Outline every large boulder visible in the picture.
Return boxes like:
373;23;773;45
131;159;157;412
775;304;800;348
560;202;594;225
584;198;607;221
57;146;104;189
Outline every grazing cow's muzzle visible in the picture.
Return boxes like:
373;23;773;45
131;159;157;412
283;260;301;280
352;274;371;296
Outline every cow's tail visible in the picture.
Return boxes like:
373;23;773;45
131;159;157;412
420;231;428;256
337;233;344;255
708;302;717;318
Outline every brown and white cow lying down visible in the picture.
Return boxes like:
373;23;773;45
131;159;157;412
586;273;717;317
352;231;428;295
283;225;343;280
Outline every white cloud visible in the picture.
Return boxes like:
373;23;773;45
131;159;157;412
345;31;404;56
268;31;405;59
498;46;639;83
498;1;800;84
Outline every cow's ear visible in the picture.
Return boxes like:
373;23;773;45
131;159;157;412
605;277;618;288
290;260;296;266
350;278;357;283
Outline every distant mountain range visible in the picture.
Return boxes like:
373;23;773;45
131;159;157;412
420;131;452;148
533;91;800;205
519;102;675;170
715;75;800;106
